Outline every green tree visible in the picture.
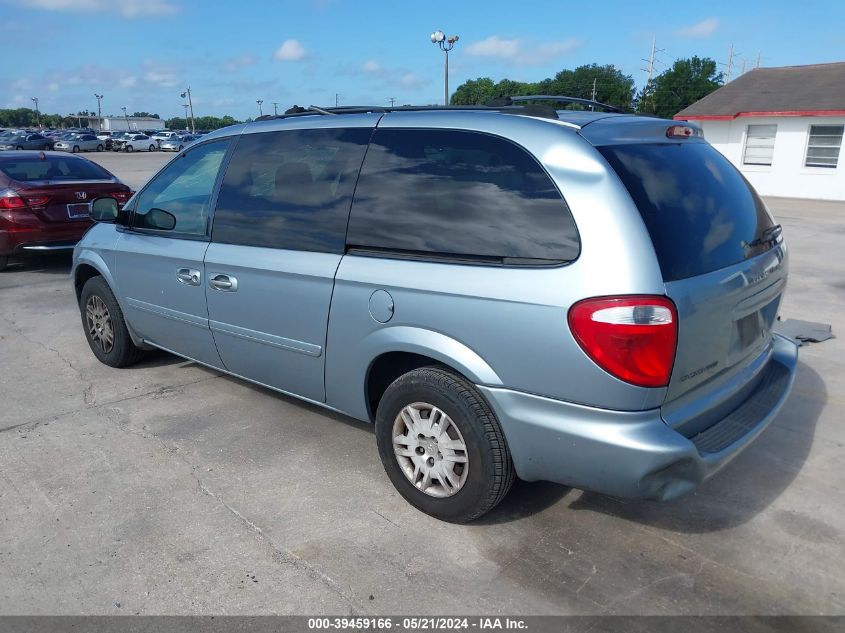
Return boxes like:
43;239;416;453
132;111;160;119
450;63;635;110
450;77;496;105
640;56;723;118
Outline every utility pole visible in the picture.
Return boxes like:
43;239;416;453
388;97;396;107
272;102;278;116
94;94;103;129
180;87;195;134
640;37;664;113
121;106;129;131
31;97;40;128
756;51;761;69
182;104;189;129
725;44;734;84
256;100;263;117
590;78;597;110
335;93;340;107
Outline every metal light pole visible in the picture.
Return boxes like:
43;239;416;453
94;93;103;129
272;102;278;116
430;30;459;106
181;88;195;134
121;106;129;131
182;104;190;130
31;97;40;127
256;100;263;116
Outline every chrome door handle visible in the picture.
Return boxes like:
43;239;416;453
209;273;237;292
176;267;201;286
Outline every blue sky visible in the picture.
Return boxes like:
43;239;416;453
2;0;844;120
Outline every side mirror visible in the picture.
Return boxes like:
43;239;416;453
90;197;119;223
146;208;177;231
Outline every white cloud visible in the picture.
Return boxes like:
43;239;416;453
119;75;138;88
274;39;306;61
224;54;256;73
675;18;719;38
14;0;178;17
362;60;382;73
47;82;59;91
399;73;425;89
145;70;179;88
466;35;580;65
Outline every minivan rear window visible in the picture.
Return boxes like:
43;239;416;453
599;142;777;281
0;156;113;182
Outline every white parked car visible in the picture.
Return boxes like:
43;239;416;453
53;134;104;153
121;134;158;152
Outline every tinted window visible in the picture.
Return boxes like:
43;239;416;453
212;127;371;253
0;156;112;181
599;142;777;282
133;139;229;236
346;129;578;263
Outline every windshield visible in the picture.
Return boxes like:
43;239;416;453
0;156;113;182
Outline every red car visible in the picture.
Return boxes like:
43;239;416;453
0;151;132;271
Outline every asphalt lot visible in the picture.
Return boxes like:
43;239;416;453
0;152;843;615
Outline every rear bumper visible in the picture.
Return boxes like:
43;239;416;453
1;225;90;256
479;334;799;500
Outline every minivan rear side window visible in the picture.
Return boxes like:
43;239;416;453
212;128;371;253
599;142;778;282
346;128;579;264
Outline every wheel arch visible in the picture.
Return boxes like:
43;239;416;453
352;326;503;423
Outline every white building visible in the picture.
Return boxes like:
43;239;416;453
675;62;845;201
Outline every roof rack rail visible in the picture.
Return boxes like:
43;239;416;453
253;103;560;122
488;95;624;113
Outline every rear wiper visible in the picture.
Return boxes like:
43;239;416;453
745;224;783;249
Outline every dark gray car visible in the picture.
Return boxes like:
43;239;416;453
0;132;53;151
71;100;798;522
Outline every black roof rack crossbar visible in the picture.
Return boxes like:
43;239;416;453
253;103;560;122
490;95;624;113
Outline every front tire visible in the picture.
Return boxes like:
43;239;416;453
125;145;133;153
79;276;143;368
96;144;104;152
15;145;23;150
375;366;515;523
149;144;156;152
43;144;51;150
0;255;8;272
72;145;80;153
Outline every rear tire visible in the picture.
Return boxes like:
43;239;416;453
72;145;79;153
15;145;23;150
79;276;143;368
43;144;50;150
375;366;515;523
149;144;156;152
96;144;104;152
0;255;8;272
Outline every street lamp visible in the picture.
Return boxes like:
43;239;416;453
31;97;40;128
182;104;190;130
94;93;103;129
272;101;279;116
430;29;459;106
121;106;129;131
180;88;195;134
256;100;264;117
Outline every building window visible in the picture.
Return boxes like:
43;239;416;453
805;124;843;168
743;124;777;166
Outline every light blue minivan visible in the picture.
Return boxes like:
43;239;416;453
73;101;797;522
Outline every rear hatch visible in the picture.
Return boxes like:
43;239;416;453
596;134;786;410
1;154;129;224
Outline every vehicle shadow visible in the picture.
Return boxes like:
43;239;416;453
567;360;825;533
2;252;73;276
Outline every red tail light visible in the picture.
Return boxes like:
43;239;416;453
0;192;49;209
113;190;132;203
568;296;678;388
